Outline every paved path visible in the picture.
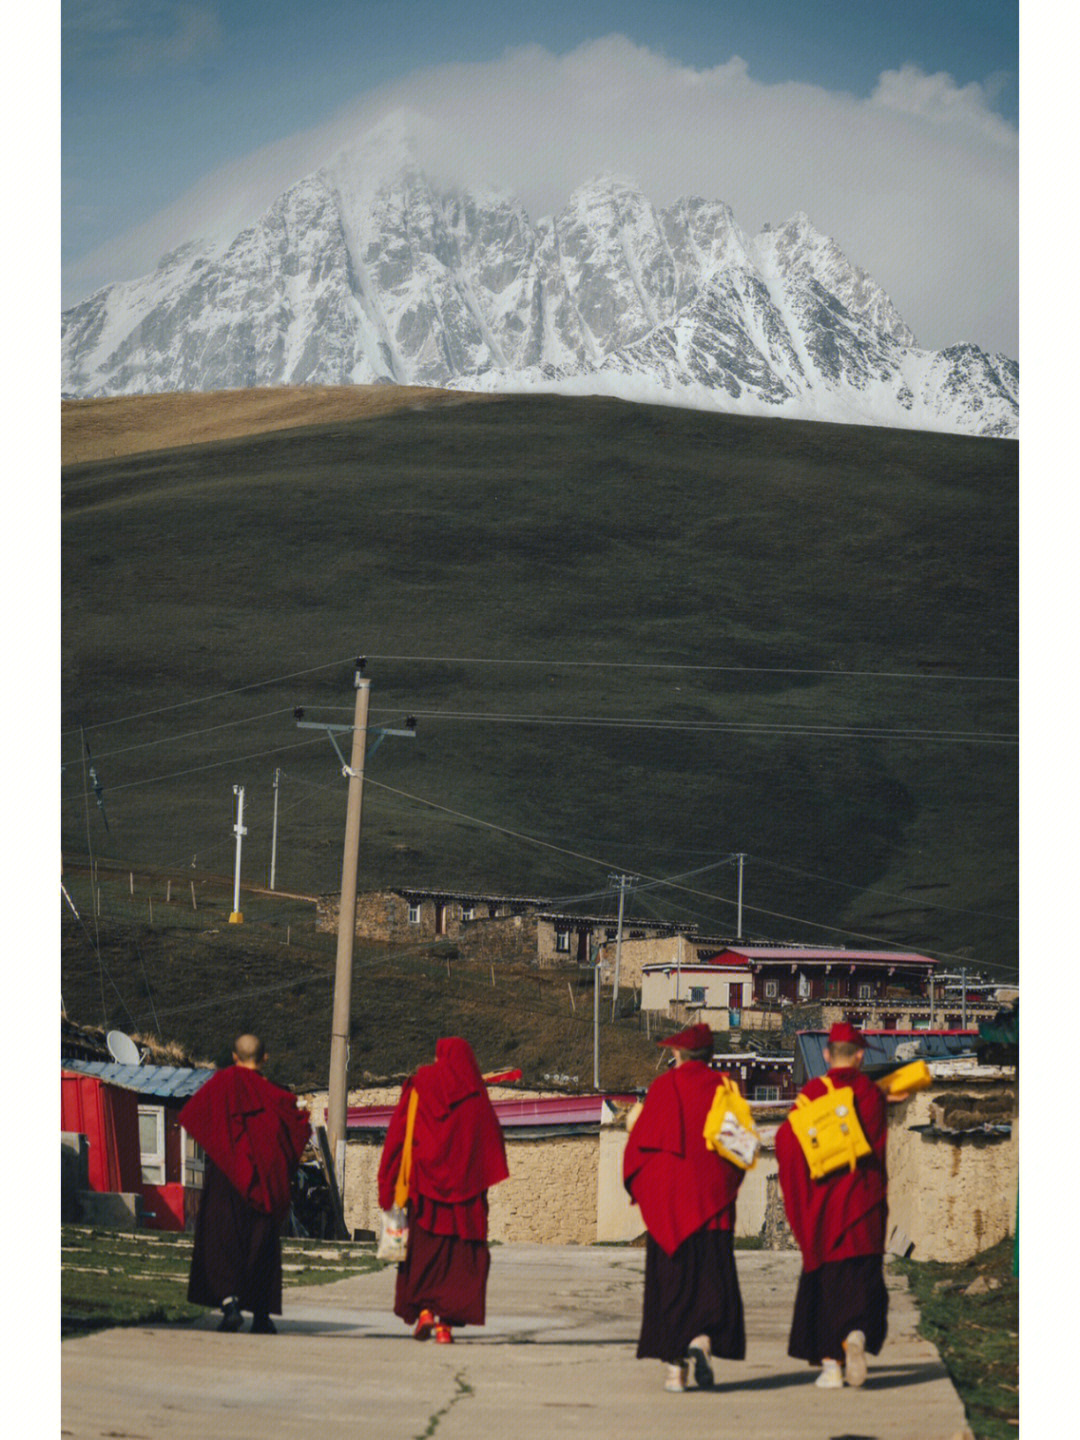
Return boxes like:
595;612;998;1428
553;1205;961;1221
62;1247;973;1439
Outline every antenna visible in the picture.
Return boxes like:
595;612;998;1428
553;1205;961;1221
106;1030;142;1066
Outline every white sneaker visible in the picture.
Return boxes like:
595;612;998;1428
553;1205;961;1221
815;1359;844;1389
686;1335;715;1389
843;1329;867;1388
664;1363;688;1393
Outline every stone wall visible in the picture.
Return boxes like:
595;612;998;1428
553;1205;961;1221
885;1079;1017;1263
338;1131;598;1244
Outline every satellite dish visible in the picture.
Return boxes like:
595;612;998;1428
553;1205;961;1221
106;1030;142;1066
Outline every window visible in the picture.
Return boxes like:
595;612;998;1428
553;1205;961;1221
181;1127;205;1188
797;971;810;999
858;983;872;1000
408;903;421;924
461;904;475;921
555;930;570;953
688;986;706;1005
753;1085;781;1102
138;1106;166;1185
764;979;779;999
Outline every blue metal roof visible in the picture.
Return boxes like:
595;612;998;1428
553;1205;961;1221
793;1030;978;1087
62;1060;215;1101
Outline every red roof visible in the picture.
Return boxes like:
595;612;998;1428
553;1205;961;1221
712;947;936;967
343;1094;635;1131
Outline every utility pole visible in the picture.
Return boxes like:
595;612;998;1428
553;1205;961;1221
610;873;630;1020
929;961;936;1028
294;669;416;1187
327;669;371;1181
735;853;746;940
229;785;246;923
269;768;281;890
593;946;600;1092
961;966;967;1029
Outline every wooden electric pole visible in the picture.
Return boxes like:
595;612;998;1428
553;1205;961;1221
327;669;371;1180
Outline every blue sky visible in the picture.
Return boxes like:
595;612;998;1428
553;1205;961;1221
61;2;1019;351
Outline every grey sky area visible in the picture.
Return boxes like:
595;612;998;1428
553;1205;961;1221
63;37;1017;356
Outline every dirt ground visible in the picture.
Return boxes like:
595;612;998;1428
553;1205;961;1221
61;383;493;465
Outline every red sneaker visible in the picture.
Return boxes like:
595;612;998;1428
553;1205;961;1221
434;1324;453;1344
413;1309;435;1341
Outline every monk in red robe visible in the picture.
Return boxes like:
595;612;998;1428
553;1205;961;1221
178;1034;311;1334
775;1021;888;1389
623;1023;746;1392
378;1037;509;1343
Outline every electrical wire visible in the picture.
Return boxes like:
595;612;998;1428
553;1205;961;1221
745;854;1014;922
60;647;1018;744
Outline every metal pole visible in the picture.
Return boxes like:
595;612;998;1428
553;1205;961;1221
269;768;281;890
229;786;246;923
736;853;745;939
610;873;627;1020
929;962;936;1028
327;672;371;1181
961;966;967;1029
593;949;600;1091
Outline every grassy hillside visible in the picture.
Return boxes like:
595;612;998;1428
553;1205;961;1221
61;392;1018;1044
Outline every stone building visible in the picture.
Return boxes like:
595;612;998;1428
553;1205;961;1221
316;886;691;968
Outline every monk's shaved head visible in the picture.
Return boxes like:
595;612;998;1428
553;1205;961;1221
233;1033;265;1065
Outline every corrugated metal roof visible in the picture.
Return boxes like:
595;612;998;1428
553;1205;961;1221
717;947;937;966
793;1030;978;1085
344;1094;634;1132
61;1060;215;1100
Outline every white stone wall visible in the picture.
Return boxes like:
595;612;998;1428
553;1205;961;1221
885;1080;1017;1262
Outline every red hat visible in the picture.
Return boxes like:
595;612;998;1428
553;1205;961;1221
828;1021;867;1047
657;1023;714;1052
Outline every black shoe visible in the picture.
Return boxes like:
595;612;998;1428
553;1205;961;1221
250;1315;277;1334
218;1300;243;1332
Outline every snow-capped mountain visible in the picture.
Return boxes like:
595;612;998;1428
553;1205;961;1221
61;128;1018;438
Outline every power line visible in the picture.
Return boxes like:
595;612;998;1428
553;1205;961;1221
72;708;298;762
97;736;327;794
358;774;1009;970
61;647;1018;743
61;655;357;736
360;654;1017;685
745;854;1014;922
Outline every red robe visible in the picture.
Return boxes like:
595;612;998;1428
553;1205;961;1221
378;1038;509;1233
178;1065;311;1220
623;1060;745;1256
775;1065;888;1271
378;1038;509;1327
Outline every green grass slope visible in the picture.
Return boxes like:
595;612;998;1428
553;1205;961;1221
62;394;1017;985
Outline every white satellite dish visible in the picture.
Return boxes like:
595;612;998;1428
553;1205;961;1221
106;1030;142;1066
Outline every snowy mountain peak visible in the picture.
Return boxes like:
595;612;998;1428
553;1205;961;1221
61;142;1015;437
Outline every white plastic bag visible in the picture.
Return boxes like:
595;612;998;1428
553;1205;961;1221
377;1205;409;1262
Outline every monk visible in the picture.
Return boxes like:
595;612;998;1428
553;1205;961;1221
775;1020;889;1389
178;1033;311;1334
623;1022;747;1393
378;1037;509;1343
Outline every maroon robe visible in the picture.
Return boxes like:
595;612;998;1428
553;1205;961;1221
775;1066;887;1270
378;1038;509;1327
623;1061;747;1362
178;1066;310;1315
623;1060;744;1254
776;1065;889;1363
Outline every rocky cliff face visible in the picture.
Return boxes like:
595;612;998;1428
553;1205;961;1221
62;141;1018;438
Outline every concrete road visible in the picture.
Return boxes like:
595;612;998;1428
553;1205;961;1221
62;1246;974;1440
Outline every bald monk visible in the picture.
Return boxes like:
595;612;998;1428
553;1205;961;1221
178;1034;311;1333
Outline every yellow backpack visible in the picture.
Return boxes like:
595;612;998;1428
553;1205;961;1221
787;1074;872;1179
703;1075;760;1170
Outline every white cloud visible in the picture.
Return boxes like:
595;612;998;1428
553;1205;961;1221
63;1;222;77
63;35;1017;355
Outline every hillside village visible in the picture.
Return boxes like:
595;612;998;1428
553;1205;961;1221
62;857;1018;1265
